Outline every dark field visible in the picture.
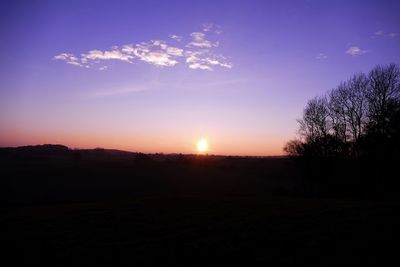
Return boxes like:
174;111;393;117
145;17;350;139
1;146;400;266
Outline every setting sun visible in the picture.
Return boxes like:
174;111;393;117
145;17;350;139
197;138;208;153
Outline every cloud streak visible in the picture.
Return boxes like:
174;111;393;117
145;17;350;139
53;25;232;71
90;86;147;98
346;46;367;56
186;32;218;48
169;34;183;42
53;53;86;67
374;30;398;38
202;23;213;32
82;49;133;63
316;53;328;60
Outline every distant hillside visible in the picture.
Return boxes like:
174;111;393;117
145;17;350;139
0;144;69;156
0;144;136;159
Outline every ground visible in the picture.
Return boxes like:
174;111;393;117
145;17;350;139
1;147;399;266
3;195;400;266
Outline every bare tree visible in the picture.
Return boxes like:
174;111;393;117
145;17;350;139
298;96;330;142
286;63;400;159
329;83;348;143
367;64;400;135
346;74;369;142
329;74;369;147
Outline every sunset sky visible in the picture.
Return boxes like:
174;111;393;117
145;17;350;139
1;0;400;155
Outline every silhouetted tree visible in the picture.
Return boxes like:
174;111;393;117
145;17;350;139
298;96;330;142
283;139;304;157
366;64;400;135
284;63;400;198
328;74;369;157
285;63;400;160
328;84;348;144
295;96;345;157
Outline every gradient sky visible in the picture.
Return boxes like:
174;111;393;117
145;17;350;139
1;0;399;155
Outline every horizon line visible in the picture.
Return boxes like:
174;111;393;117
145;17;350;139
0;143;287;158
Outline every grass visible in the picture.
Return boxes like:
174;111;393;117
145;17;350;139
3;195;400;266
1;147;399;266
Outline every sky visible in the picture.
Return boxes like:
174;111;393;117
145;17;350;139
1;0;399;156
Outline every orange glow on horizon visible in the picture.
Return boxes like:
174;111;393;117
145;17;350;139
0;128;286;156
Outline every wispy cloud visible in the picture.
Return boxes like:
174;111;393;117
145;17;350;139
186;32;218;48
346;46;367;56
82;49;133;63
202;23;213;32
142;51;178;66
188;63;212;70
90;86;147;98
53;24;232;71
374;30;398;38
53;53;86;67
185;50;232;71
122;40;180;66
166;46;184;56
169;34;183;42
316;53;328;60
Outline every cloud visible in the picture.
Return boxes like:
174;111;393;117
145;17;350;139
185;51;200;64
374;30;398;38
54;24;232;71
166;46;184;56
187;32;218;48
169;34;183;42
53;49;133;68
204;57;233;69
151;40;168;50
191;32;205;39
81;49;133;63
188;32;210;47
123;41;179;67
189;63;212;70
184;50;233;71
53;53;85;67
139;51;178;66
202;23;213;32
346;46;367;56
53;53;75;61
316;53;328;60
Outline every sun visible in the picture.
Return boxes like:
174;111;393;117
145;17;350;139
197;138;208;153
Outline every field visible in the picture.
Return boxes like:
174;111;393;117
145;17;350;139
1;146;400;266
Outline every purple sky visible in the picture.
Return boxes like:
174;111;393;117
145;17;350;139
1;0;399;155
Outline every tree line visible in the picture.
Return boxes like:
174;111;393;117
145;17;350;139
285;63;400;159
